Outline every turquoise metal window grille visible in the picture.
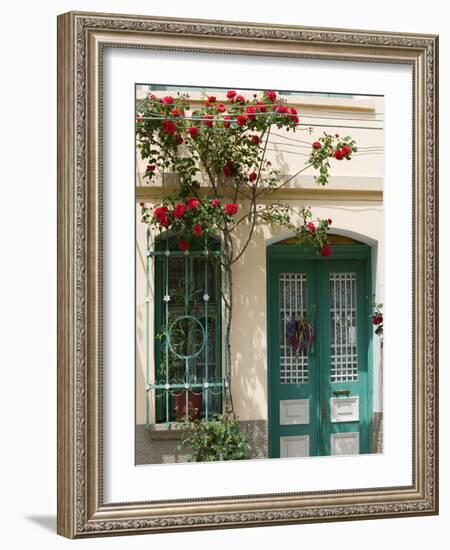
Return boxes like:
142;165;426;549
145;230;223;425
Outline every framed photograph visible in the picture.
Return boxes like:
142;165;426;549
57;11;438;538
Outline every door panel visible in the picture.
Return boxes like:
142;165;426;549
268;255;371;458
280;435;310;458
268;261;319;458
319;261;370;456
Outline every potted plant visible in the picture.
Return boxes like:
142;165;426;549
176;413;251;462
174;389;203;421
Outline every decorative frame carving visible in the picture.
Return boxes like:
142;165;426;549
57;11;438;538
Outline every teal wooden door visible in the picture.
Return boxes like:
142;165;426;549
267;246;372;458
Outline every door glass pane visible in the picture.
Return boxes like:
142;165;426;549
329;272;358;382
279;273;308;384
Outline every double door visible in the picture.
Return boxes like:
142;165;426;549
268;257;371;458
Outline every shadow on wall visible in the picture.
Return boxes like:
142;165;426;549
230;223;273;421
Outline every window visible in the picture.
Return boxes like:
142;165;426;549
149;232;223;423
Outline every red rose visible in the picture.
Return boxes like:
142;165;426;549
154;206;168;220
288;107;300;124
327;218;332;225
216;103;226;113
248;171;258;183
188;126;200;138
266;90;277;102
207;96;216;103
159;215;170;228
187;198;200;210
236;114;248;126
162;119;177;135
211;198;220;207
146;164;156;172
178;239;189;251
175;134;184;145
335;134;340;138
307;222;316;234
236;95;246;103
192;223;203;236
373;315;383;325
170;108;181;117
250;135;260;145
320;244;333;257
341;145;352;157
225;203;238;215
154;206;170;228
227;90;237;99
203;114;214;127
246;105;257;120
256;101;267;113
275;104;288;114
139;202;145;207
162;96;174;104
334;149;344;160
173;203;186;218
312;141;322;150
223;115;232;128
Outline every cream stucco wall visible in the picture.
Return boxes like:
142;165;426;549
135;90;384;425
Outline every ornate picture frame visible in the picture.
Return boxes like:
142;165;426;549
57;11;438;538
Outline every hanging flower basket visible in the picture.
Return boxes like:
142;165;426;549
286;315;315;355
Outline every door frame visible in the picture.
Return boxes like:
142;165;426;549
266;243;373;458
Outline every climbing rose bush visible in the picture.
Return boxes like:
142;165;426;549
140;197;239;250
137;88;357;415
137;89;303;196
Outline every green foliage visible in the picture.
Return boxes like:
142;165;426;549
176;414;252;462
261;205;333;256
308;133;358;186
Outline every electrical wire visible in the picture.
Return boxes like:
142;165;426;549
137;94;385;116
266;139;383;152
137;114;384;132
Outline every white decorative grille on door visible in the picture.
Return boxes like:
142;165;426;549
329;272;358;382
279;273;308;384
